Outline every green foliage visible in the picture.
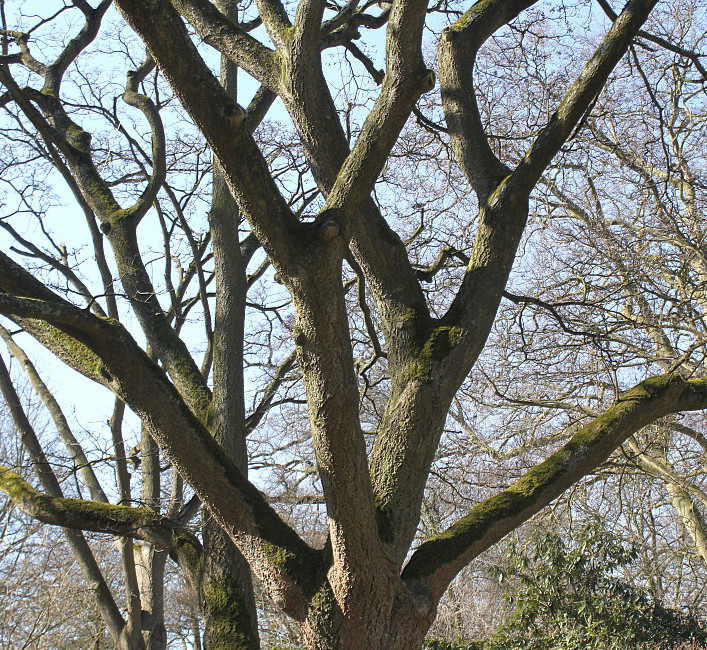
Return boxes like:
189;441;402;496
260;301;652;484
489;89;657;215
485;521;707;650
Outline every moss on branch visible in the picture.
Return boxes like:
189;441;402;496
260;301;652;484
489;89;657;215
0;465;197;550
408;324;464;381
402;373;706;595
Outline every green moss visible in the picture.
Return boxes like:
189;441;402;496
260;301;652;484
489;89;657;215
205;584;230;610
0;466;39;502
406;487;534;578
310;584;336;619
275;49;290;87
80;173;122;218
0;466;156;528
184;413;323;594
391;308;418;332
414;373;687;578
108;204;140;223
186;387;212;424
57;496;155;524
405;374;680;579
146;324;212;421
447;0;502;34
262;540;296;567
409;325;464;381
486;173;513;209
619;373;672;401
28;320;110;381
204;580;259;649
280;25;296;43
66;123;92;153
169;355;211;422
305;582;340;649
173;534;202;570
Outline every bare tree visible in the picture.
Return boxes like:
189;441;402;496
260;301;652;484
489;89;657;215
1;0;706;647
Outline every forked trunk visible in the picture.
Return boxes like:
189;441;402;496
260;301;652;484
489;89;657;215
300;578;436;650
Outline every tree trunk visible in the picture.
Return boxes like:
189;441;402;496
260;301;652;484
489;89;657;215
299;579;435;650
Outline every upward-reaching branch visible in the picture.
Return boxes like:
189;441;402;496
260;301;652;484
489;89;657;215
263;0;432;371
444;0;659;349
0;326;107;503
368;0;659;561
116;0;302;273
168;0;278;87
0;42;208;417
511;0;659;194
438;0;536;199
321;0;433;213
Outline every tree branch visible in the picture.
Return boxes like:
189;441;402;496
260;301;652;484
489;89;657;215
439;0;659;381
0;465;204;573
120;53;167;225
402;373;707;599
0;290;321;617
322;0;434;213
0;45;209;415
438;0;535;198
169;0;278;87
0;357;126;645
245;351;297;435
510;0;659;195
116;0;303;273
595;0;707;81
0;325;107;502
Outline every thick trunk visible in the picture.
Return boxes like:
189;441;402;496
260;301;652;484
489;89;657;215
299;578;435;650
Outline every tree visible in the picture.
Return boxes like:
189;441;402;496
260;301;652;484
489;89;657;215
0;0;706;647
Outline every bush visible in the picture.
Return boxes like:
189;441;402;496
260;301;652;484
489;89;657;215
484;521;707;650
